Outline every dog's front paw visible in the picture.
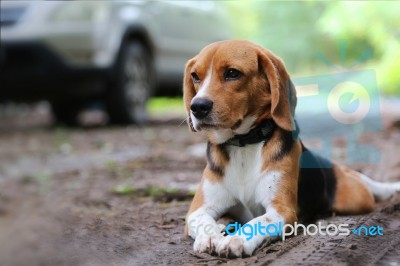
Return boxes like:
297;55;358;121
193;234;223;254
216;236;253;258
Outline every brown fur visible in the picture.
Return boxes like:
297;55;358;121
184;178;205;235
267;140;302;225
332;165;374;214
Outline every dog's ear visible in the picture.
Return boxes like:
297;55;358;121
257;47;296;131
183;58;197;132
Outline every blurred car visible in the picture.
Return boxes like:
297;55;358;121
0;1;231;125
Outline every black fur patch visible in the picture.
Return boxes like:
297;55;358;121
270;129;295;161
269;120;299;161
297;143;337;222
216;143;230;162
206;142;229;176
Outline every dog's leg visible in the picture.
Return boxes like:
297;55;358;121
332;165;400;214
216;172;298;258
216;207;288;258
331;165;375;214
186;178;237;254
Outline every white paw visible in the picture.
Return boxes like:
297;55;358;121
216;236;254;258
193;234;223;254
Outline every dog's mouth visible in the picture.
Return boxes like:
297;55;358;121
196;122;221;131
196;121;244;132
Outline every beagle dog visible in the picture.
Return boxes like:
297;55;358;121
183;40;400;258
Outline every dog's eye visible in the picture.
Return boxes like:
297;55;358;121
191;73;200;83
224;68;242;81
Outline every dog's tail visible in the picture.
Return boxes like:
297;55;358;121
358;173;400;201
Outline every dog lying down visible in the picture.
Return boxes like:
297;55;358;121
182;40;400;258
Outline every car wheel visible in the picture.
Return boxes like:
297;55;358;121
51;101;82;126
106;41;154;124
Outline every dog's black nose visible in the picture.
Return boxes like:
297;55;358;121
191;98;213;119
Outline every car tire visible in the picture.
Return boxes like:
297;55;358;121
51;101;82;126
106;41;154;124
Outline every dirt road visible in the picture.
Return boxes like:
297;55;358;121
0;104;399;265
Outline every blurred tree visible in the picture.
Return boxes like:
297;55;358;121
319;1;400;95
223;1;400;95
223;1;328;73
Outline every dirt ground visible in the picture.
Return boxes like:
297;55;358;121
0;103;400;266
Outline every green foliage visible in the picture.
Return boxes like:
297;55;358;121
319;1;400;95
223;1;400;95
147;97;184;116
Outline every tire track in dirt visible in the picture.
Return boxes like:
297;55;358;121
253;203;400;265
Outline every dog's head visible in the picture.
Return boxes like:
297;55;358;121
183;40;296;143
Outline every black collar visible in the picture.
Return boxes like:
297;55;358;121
225;120;276;147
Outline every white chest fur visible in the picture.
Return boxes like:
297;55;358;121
222;143;281;217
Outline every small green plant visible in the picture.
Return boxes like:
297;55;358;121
113;184;137;195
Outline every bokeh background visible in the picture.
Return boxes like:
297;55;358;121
225;1;400;95
1;1;400;265
1;1;399;124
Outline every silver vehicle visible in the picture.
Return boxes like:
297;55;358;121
0;1;231;125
